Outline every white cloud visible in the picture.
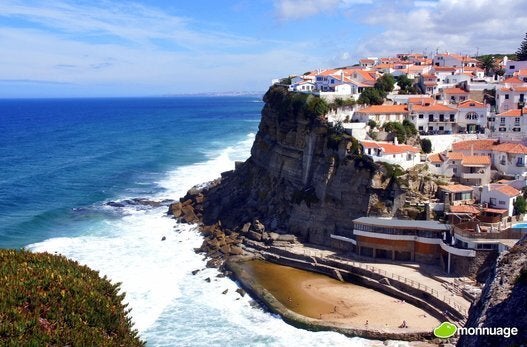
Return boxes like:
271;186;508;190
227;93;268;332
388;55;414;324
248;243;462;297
273;0;372;21
354;0;527;59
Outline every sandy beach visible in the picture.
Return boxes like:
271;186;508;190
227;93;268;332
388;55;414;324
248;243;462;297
242;260;440;332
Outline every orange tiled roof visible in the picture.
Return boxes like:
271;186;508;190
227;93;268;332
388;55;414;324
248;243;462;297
443;87;468;94
503;76;524;84
493;142;527;154
517;69;527;76
458;99;485;108
356;105;409;114
447;152;464;160
412;104;457;112
408;96;435;105
491;184;521;197
440;184;473;193
461;155;491;166
433;67;457;72
361;141;419;154
452;139;496;151
428;153;443;163
449;205;480;214
496;108;527;117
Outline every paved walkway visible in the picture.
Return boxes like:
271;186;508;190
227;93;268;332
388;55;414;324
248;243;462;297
284;243;473;315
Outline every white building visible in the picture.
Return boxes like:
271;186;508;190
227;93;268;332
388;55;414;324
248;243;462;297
495;76;527;113
409;102;458;134
353;105;409;125
492;142;527;177
504;60;527;77
361;140;421;169
456;99;489;134
480;184;522;217
489;108;527;141
427;152;491;186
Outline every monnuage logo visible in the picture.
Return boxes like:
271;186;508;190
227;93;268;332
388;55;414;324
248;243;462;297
433;321;519;339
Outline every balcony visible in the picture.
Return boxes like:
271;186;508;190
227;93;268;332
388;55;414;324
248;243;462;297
461;172;486;179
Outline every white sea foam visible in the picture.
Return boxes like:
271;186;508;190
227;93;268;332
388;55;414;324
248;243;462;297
26;132;402;346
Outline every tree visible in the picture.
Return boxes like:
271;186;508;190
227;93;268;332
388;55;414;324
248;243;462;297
374;73;395;93
477;55;497;76
514;196;527;215
306;95;329;116
420;138;432;153
515;32;527;61
396;74;415;94
358;88;385;105
367;119;377;129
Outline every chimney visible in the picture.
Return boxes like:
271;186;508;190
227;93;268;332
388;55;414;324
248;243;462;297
394;136;398;145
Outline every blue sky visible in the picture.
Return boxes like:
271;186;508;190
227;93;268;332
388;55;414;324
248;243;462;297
0;0;526;97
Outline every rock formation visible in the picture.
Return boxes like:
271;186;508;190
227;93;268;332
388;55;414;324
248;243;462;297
458;236;527;347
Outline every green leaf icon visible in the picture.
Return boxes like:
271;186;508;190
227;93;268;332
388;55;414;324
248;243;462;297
433;321;457;338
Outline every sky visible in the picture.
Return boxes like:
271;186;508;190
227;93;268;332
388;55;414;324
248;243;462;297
0;0;526;98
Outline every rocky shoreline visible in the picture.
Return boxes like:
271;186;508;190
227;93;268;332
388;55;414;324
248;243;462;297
166;186;449;344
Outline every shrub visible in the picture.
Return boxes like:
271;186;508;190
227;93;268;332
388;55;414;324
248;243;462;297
420;138;432;153
0;249;144;346
306;95;329;117
514;196;527;215
367;119;377;129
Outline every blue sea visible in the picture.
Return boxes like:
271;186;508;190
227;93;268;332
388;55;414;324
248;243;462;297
0;97;391;346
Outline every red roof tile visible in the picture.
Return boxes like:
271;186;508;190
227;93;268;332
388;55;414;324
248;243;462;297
440;184;473;193
356;105;409;114
491;184;521;197
443;87;468;94
493;142;527;154
449;205;480;214
452;139;496;151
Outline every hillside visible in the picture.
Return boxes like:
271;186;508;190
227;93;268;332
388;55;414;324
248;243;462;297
0;249;144;346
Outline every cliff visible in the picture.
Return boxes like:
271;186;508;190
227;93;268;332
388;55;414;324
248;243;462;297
201;86;435;246
458;236;527;347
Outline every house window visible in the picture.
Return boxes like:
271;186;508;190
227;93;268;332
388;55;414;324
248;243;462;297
435;164;440;167
418;126;423;130
453;167;457;173
490;198;496;206
510;65;515;69
419;114;424;119
513;127;521;132
499;200;506;205
466;112;478;120
500;117;506;125
488;117;495;122
499;127;506;132
505;94;509;100
515;117;521;126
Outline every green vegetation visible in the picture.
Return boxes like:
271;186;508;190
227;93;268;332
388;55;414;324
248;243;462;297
358;73;395;105
279;76;292;85
330;97;356;109
380;162;405;179
264;85;329;121
357;88;385;105
382;120;416;144
513;196;527;215
367;119;377;129
516;32;527;61
477;55;498;76
374;73;395;93
0;249;143;346
420;138;432;154
395;75;418;94
327;120;345;150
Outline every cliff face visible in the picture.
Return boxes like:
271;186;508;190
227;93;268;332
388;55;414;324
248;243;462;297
202;86;428;246
458;237;527;347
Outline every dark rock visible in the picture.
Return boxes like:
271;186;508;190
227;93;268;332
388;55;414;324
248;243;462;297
206;258;222;268
191;269;200;275
169;202;183;218
241;222;251;233
252;219;265;233
235;288;246;297
161;236;166;241
229;246;244;255
222;289;228;295
247;231;262;241
205;277;211;283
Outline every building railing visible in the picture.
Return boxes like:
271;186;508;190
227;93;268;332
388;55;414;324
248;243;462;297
452;224;524;240
301;250;468;316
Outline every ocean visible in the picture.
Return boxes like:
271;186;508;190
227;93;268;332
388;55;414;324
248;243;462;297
0;96;400;346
